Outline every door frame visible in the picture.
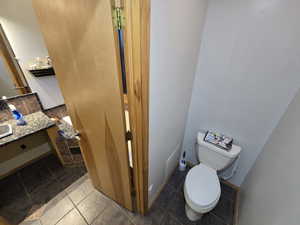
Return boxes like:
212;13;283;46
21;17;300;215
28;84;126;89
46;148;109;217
0;24;31;95
122;0;150;214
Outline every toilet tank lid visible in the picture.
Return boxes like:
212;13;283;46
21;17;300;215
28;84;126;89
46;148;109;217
197;132;241;159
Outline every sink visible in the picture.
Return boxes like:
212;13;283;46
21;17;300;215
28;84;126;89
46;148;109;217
0;124;13;139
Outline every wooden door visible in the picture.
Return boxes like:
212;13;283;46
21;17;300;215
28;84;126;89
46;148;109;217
0;217;11;225
32;0;133;210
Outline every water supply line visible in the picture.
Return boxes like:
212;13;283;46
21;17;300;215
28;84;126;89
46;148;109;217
220;154;241;180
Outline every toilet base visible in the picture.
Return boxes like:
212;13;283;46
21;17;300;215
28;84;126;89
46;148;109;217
185;203;203;221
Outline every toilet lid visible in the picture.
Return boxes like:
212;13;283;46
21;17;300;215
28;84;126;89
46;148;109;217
185;164;220;208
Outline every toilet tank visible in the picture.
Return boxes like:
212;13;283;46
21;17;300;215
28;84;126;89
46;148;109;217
197;132;241;171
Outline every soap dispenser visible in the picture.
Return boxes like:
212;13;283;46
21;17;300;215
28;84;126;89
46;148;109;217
2;96;27;126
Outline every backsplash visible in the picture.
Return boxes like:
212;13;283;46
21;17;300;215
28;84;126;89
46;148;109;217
44;104;68;119
0;93;42;123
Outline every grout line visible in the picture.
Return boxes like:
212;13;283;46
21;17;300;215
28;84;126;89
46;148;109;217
17;171;32;202
46;163;58;181
88;203;111;225
210;211;230;225
167;212;185;225
209;212;229;225
72;206;89;225
65;186;108;225
117;206;137;225
52;208;76;225
67;185;94;207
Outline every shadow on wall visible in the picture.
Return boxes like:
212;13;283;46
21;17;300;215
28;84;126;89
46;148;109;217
182;0;300;186
239;88;300;225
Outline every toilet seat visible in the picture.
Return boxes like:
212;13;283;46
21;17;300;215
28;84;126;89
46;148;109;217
184;164;221;213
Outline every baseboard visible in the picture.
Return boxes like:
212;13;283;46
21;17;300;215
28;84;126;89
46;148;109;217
234;188;240;225
148;179;166;209
220;179;240;225
148;164;178;209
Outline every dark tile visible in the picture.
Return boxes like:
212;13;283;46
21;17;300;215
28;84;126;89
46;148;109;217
131;201;166;225
155;183;177;209
24;95;42;114
0;154;87;225
7;94;42;116
29;179;65;205
168;169;189;191
198;213;227;225
40;192;74;225
19;159;54;194
44;105;67;120
167;190;197;225
220;181;236;202
56;209;87;225
161;213;183;225
82;165;87;173
210;195;234;225
9;97;28;115
0;174;26;205
111;203;135;220
77;190;109;224
0;174;32;224
91;204;133;225
0;195;33;225
42;154;63;173
0;108;12;122
54;166;87;190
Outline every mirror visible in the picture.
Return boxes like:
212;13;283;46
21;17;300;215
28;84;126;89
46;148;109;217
0;57;18;98
0;1;66;110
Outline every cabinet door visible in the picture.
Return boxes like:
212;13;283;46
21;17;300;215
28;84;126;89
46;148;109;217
33;0;132;210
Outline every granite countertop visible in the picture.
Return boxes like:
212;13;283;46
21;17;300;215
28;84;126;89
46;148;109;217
0;111;55;147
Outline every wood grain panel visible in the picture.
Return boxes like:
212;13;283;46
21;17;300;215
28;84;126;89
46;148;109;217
123;0;150;214
32;0;133;210
47;126;65;165
0;217;11;225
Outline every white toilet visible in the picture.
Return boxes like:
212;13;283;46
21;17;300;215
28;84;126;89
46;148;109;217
184;132;241;221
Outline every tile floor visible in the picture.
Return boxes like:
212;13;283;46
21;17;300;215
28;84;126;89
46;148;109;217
0;154;87;225
1;156;238;225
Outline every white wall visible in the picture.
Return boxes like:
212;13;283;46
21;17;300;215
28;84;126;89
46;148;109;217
239;88;300;225
0;0;64;109
149;0;208;203
0;58;18;97
182;0;300;186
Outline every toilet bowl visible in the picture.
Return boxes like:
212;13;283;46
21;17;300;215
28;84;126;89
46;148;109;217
183;132;242;221
184;164;220;221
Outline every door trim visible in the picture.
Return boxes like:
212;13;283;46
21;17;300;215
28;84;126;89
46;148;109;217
0;24;31;95
123;0;150;214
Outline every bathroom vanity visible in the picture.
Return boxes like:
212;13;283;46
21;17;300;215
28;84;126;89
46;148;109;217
0;93;82;179
0;111;56;178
